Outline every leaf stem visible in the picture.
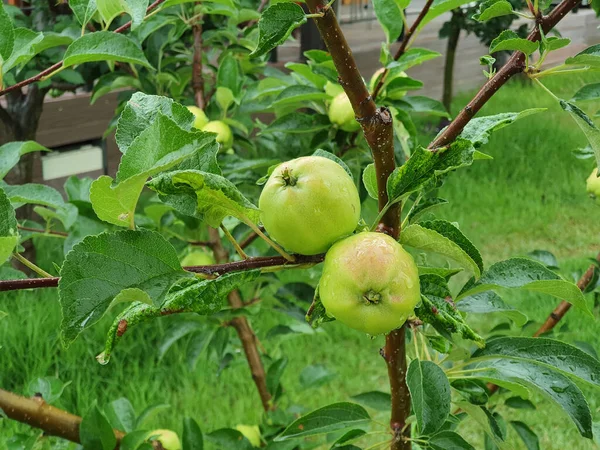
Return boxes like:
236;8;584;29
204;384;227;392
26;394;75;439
400;192;422;229
532;77;560;101
220;224;248;259
12;253;53;278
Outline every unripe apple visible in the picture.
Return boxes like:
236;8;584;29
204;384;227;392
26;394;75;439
202;120;233;150
328;93;361;132
368;67;385;92
235;425;261;447
324;81;344;98
586;168;600;197
181;250;214;266
368;69;408;99
186;106;209;130
147;429;181;450
319;232;420;335
259;156;360;255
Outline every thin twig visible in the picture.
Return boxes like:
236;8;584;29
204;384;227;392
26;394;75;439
0;0;168;98
18;225;68;237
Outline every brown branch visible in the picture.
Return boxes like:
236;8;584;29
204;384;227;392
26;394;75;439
429;0;582;149
305;0;398;235
382;329;411;450
0;389;125;445
534;251;600;336
0;254;324;292
0;0;167;98
18;225;68;237
191;8;205;109
208;227;273;411
371;0;435;101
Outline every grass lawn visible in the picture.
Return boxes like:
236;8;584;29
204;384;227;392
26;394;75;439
1;73;599;449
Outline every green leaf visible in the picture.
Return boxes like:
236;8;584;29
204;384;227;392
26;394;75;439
472;337;600;387
407;360;450;435
385;76;424;94
63;32;152;69
91;73;143;104
505;397;535;409
418;266;462;280
183;417;204;450
91;114;218;227
349;391;391;411
407;197;448;223
306;285;336;328
97;0;127;27
386;48;441;73
330;429;366;448
260;113;330;134
489;30;537;55
457;291;527;326
270;85;330;108
527;249;559;269
312;149;353;178
26;377;71;404
428;431;475;450
59;230;189;346
4;183;75;229
98;270;260;363
2;28;43;74
472;0;514;22
217;53;242;100
275;403;370;441
559;100;600;170
571;83;600;102
458;258;591;315
69;0;97;28
0;141;50;180
80;405;117;450
451;379;489;405
461;358;593;438
147;170;260;227
104;398;136;434
417;274;484;346
510;421;539;450
396;95;449;118
116;93;195;154
459;109;545;148
0;188;18;263
266;357;288;396
543;36;570;53
386;140;475;201
124;0;148;30
250;3;307;58
565;44;600;67
362;163;378;199
400;220;483;277
418;0;476;30
0;3;15;61
299;364;336;389
373;0;404;43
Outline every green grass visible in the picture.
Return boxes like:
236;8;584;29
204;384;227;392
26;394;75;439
1;73;600;449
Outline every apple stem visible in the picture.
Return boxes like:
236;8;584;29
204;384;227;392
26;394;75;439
220;223;249;259
244;220;296;262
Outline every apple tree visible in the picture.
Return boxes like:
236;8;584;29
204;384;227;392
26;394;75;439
1;0;600;448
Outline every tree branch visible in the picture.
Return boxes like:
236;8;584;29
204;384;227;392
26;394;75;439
191;8;205;109
534;251;600;336
429;0;582;149
0;254;325;292
0;0;167;98
305;0;398;235
208;227;273;411
18;225;68;237
371;0;434;101
0;389;125;445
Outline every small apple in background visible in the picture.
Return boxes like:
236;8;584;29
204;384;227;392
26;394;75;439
202;120;233;150
235;424;262;447
146;429;182;450
259;156;360;255
586;168;600;197
319;232;420;335
328;92;361;132
369;68;408;99
186;106;209;130
180;250;215;266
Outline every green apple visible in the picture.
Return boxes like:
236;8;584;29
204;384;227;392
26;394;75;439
235;424;261;447
328;92;361;132
324;80;344;98
147;429;181;450
181;250;214;266
202;120;233;150
186;106;209;130
259;156;360;255
386;71;408;100
368;67;385;92
319;232;420;335
586;168;600;197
